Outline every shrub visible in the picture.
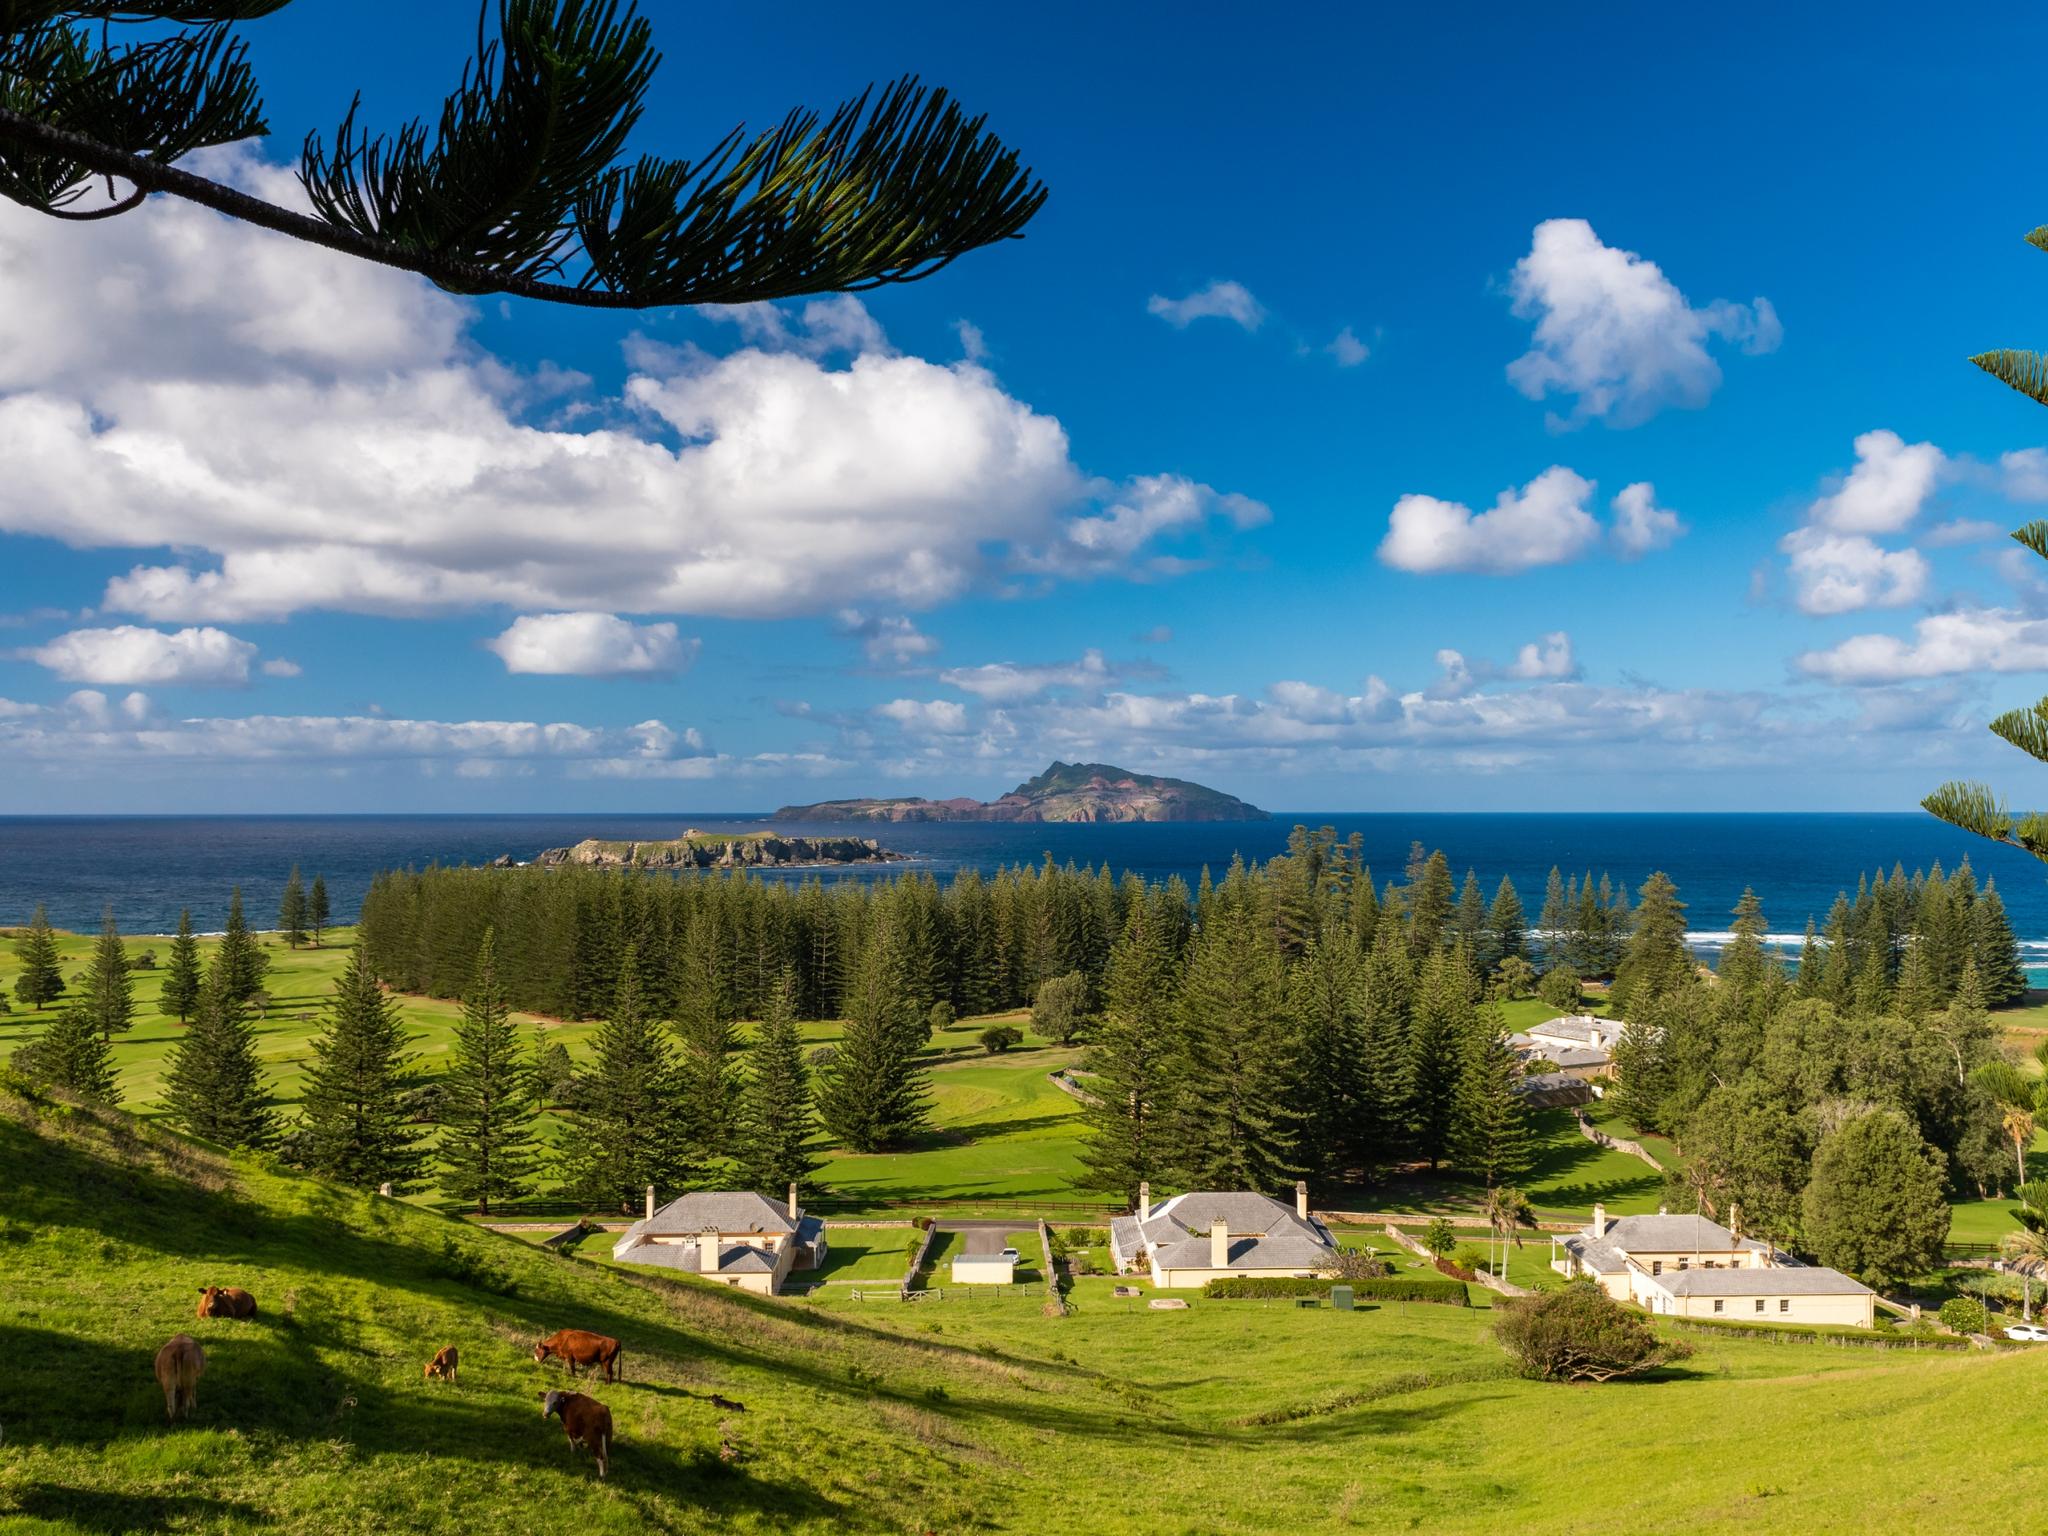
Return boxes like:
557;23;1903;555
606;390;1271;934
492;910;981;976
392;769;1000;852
1032;972;1090;1044
1435;1256;1480;1282
1538;967;1582;1012
1452;1244;1488;1274
1204;1277;1332;1299
979;1025;1023;1054
1492;1280;1692;1382
928;1000;955;1033
1939;1297;1989;1336
1423;1217;1457;1258
1318;1247;1393;1282
1205;1275;1470;1305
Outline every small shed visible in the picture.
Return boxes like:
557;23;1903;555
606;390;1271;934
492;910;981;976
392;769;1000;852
951;1229;1017;1284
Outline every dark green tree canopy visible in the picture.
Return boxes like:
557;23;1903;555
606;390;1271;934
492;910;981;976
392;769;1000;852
0;2;1045;308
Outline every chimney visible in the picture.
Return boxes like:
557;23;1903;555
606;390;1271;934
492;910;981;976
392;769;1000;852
1210;1217;1230;1270
788;1181;800;1220
1591;1202;1607;1239
1728;1202;1742;1242
646;1184;656;1220
700;1225;721;1274
1138;1181;1151;1222
1295;1180;1309;1221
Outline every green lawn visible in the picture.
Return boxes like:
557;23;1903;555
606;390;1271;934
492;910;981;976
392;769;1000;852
13;1074;2048;1533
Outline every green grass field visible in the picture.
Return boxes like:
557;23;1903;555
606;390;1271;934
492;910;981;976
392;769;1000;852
9;1078;2048;1535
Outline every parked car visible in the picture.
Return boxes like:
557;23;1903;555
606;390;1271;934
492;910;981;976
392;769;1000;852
1000;1247;1022;1263
2003;1323;2048;1343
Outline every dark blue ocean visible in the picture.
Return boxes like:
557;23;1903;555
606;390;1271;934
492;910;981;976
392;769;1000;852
5;812;2048;974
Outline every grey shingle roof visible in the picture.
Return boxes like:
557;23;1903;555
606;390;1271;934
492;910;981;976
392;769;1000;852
1530;1015;1614;1046
612;1236;778;1274
1561;1233;1627;1274
1651;1265;1872;1298
637;1190;798;1237
1149;1234;1333;1272
1601;1214;1767;1254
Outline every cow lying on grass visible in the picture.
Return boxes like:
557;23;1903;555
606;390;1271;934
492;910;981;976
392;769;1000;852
154;1335;205;1422
424;1346;458;1382
195;1286;257;1320
540;1390;612;1479
533;1329;622;1383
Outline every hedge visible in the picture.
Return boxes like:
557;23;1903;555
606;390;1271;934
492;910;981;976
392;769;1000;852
1203;1276;1469;1306
1663;1315;1970;1350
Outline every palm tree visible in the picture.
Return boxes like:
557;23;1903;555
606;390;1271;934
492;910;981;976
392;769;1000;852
1999;1227;2048;1323
2005;1106;2037;1189
1483;1185;1534;1283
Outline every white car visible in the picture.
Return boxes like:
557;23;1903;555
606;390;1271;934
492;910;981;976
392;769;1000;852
1000;1247;1022;1263
2003;1323;2048;1343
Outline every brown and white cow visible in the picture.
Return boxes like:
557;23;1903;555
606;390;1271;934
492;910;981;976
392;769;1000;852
532;1329;622;1383
154;1334;205;1422
540;1389;613;1478
195;1286;257;1320
424;1345;458;1382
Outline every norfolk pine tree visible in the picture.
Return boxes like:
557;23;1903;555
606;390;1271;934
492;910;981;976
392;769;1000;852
561;944;691;1209
162;964;275;1149
162;909;203;1022
437;930;537;1215
1449;1003;1533;1187
1078;892;1182;1202
733;969;821;1197
298;947;426;1191
0;5;1044;311
17;1003;117;1102
816;923;930;1154
12;902;65;1010
309;875;330;946
218;887;268;1004
278;866;307;948
78;907;134;1040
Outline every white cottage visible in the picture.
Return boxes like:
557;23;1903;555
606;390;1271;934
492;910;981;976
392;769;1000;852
611;1184;827;1296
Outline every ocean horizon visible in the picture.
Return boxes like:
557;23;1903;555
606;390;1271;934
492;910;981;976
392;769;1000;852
5;812;2047;976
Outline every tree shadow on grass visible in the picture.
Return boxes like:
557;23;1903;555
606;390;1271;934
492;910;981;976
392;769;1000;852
3;1484;264;1533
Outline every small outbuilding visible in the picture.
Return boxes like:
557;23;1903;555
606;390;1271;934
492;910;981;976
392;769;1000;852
951;1229;1018;1284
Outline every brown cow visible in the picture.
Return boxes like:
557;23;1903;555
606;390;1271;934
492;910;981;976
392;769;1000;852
532;1329;622;1383
195;1286;257;1320
540;1389;612;1478
424;1345;459;1383
154;1334;205;1422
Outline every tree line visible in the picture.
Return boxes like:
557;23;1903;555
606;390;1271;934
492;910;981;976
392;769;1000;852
5;832;2032;1258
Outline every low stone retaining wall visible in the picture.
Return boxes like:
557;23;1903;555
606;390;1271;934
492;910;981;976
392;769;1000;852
1574;1109;1663;1172
1383;1222;1532;1297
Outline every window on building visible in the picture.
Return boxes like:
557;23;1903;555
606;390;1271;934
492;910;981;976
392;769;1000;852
1712;1299;1724;1313
1651;1261;1662;1275
1779;1299;1790;1313
1755;1299;1766;1312
1677;1257;1689;1271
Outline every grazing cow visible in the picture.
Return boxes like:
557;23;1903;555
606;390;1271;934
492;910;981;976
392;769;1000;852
424;1345;459;1383
195;1286;257;1320
153;1334;205;1422
532;1329;622;1383
540;1390;612;1479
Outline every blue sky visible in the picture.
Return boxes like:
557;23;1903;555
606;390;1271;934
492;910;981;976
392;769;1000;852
6;0;2048;812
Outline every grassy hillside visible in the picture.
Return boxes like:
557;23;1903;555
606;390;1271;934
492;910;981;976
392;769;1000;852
7;1079;2048;1535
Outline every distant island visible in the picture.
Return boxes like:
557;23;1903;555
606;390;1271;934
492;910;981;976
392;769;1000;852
533;830;904;869
773;760;1268;824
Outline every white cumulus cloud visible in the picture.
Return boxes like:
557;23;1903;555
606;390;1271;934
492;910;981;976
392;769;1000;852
1795;608;2048;683
1379;467;1602;574
484;612;695;676
1609;482;1686;558
1506;218;1779;428
1780;529;1929;616
1146;280;1266;331
835;610;939;664
877;698;973;734
1808;429;1944;534
940;650;1110;702
0;163;1260;629
1507;632;1578;680
25;624;260;685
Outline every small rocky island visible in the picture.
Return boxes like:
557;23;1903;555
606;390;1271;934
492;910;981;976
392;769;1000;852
774;760;1268;824
534;830;904;870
